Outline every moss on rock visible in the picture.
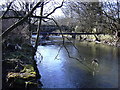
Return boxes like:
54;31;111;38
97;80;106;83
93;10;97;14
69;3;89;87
7;64;37;88
2;43;42;89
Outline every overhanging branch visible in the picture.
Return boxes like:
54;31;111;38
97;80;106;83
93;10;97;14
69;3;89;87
44;17;93;71
0;0;16;18
2;15;47;19
1;1;42;39
45;0;64;17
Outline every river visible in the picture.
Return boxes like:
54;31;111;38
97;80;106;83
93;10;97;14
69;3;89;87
33;35;119;88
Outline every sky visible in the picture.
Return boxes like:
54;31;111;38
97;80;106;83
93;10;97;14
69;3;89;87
0;0;119;17
0;0;65;17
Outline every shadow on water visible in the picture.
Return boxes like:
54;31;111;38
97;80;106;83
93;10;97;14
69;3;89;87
35;36;119;88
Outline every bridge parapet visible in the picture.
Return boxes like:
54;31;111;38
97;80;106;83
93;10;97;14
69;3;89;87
32;32;104;35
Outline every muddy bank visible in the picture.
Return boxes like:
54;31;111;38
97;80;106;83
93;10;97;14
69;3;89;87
2;43;42;89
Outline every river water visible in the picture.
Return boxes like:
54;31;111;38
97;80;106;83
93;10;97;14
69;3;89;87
34;35;119;88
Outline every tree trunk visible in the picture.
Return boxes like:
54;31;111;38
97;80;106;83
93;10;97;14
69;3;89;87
94;34;100;41
32;2;44;83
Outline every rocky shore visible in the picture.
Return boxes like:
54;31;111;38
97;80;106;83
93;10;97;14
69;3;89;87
77;34;120;47
2;43;42;89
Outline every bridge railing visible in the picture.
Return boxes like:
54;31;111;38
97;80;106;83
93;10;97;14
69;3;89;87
32;32;105;35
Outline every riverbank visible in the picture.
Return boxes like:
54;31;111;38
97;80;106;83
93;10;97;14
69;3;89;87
2;43;42;89
76;34;120;47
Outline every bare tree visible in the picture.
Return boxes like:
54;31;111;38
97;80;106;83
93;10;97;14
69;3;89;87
102;1;120;35
63;1;104;41
1;0;65;87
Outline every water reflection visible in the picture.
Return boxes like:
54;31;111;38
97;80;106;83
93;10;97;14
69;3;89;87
36;40;119;88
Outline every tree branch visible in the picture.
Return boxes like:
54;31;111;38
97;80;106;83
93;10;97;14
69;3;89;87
2;15;47;19
45;0;64;17
34;2;44;51
0;0;16;18
1;1;42;39
102;10;117;23
45;17;93;71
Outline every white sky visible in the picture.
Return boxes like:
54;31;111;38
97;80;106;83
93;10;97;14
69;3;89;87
0;0;65;17
0;0;119;17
